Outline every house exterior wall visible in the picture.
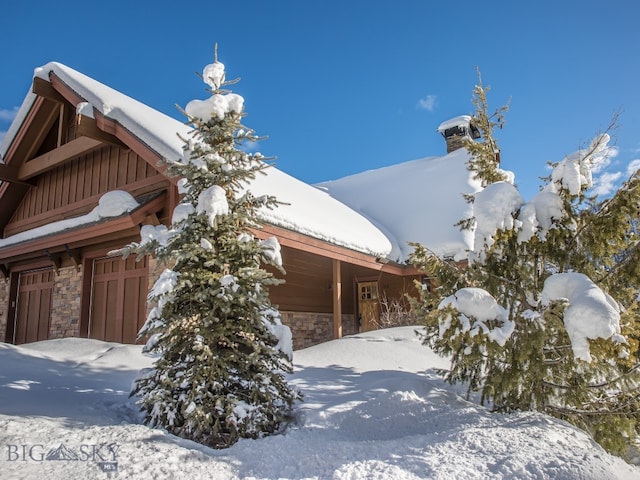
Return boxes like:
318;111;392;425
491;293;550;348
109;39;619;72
5;144;163;237
144;256;354;350
0;70;417;349
0;242;415;348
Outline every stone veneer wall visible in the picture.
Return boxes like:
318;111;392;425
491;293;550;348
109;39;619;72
0;278;9;342
146;256;165;318
445;134;469;153
280;311;357;351
49;266;83;339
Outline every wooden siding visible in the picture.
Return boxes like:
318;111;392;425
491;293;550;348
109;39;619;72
269;246;334;313
89;256;148;344
14;268;54;344
269;246;401;316
4;145;163;237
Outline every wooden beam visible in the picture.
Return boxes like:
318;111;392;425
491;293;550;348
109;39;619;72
0;264;8;280
0;164;37;186
18;136;102;180
32;76;66;103
1;97;58;167
141;213;161;226
45;249;61;274
64;244;81;272
255;223;418;276
332;259;343;340
75;114;126;148
56;104;64;147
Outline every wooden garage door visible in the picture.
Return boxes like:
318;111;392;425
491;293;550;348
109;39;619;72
14;269;54;344
89;256;148;344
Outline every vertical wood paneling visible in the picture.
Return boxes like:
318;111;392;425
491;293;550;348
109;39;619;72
137;153;147;180
6;145;160;233
48;168;57;210
126;151;135;184
85;153;93;196
90;153;99;197
69;159;79;203
24;181;33;217
90;281;107;340
116;149;126;186
105;279;119;341
90;256;147;344
38;287;52;339
16;292;29;344
108;147;117;191
14;269;53;344
97;148;105;191
61;162;71;206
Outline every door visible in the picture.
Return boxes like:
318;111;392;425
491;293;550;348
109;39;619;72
13;269;54;344
357;281;379;332
89;256;148;343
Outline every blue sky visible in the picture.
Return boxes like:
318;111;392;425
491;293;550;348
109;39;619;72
1;0;638;200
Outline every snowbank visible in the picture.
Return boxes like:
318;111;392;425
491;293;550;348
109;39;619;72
1;327;637;479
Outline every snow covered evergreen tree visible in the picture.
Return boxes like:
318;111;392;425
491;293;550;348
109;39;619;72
127;48;299;448
410;75;640;456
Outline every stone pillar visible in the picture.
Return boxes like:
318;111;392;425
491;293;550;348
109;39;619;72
49;266;83;339
146;256;166;318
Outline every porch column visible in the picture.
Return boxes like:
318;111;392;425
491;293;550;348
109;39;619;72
332;259;342;339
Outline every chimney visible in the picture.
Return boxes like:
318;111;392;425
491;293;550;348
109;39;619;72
437;115;480;153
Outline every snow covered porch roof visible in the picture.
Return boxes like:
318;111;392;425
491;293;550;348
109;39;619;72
0;191;166;267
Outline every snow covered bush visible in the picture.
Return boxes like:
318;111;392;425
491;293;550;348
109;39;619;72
376;294;419;329
125;48;299;448
410;74;640;457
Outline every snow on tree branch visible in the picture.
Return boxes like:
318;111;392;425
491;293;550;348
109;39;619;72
438;287;514;347
541;273;627;362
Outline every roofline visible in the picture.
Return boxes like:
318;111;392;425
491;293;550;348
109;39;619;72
48;72;177;185
47;70;407;269
255;223;418;276
1;66;414;273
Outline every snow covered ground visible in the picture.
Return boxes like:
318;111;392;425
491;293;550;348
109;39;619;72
1;327;638;479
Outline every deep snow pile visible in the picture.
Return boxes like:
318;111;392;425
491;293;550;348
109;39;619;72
317;150;481;262
1;327;638;479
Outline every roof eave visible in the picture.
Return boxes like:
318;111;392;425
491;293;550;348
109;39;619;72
0;191;167;264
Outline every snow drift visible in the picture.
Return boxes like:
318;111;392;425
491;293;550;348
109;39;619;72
1;327;637;479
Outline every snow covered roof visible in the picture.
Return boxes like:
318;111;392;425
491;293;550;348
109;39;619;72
437;115;472;133
2;62;490;264
0;62;392;258
317;149;482;262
